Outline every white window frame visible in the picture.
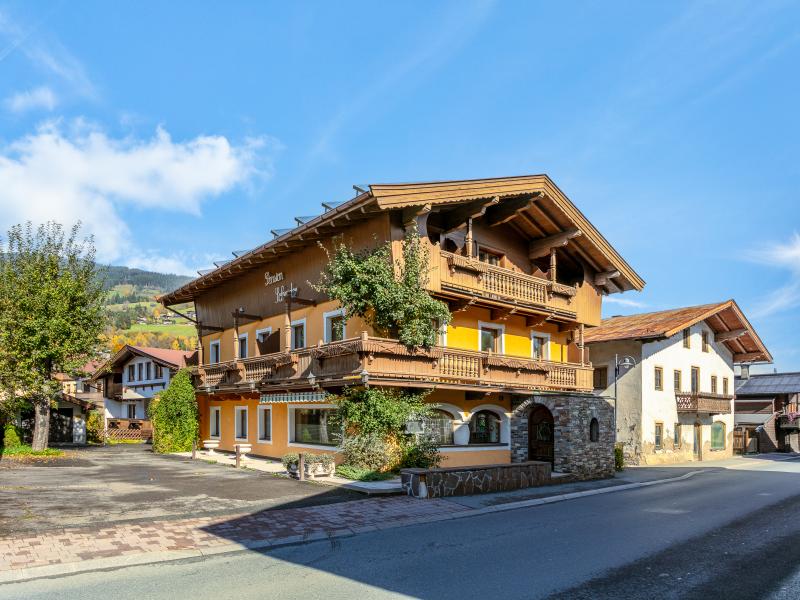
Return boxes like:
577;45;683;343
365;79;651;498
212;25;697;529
126;403;137;419
290;318;307;350
238;332;249;359
209;406;221;439
437;320;448;347
257;405;272;443
530;331;551;360
209;340;221;364
234;406;248;441
323;308;346;343
477;321;505;354
287;403;338;450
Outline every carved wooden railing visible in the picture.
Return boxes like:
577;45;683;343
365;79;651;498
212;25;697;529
195;335;593;393
438;251;577;314
675;392;733;414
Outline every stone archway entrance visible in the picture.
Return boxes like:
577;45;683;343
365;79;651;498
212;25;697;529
528;404;554;466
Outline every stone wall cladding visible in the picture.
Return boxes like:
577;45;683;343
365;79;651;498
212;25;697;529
401;461;551;498
511;393;614;480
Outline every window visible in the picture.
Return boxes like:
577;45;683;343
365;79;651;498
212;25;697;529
654;423;663;450
593;366;608;390
324;310;346;343
674;370;682;392
531;333;550;360
589;418;599;442
137;363;143;381
691;367;700;393
209;407;221;438
477;247;502;266
674;423;682;448
479;323;503;353
683;328;691;349
255;327;275;355
146;362;152;381
209;340;221;364
423;410;455;445
435;319;448;347
82;381;91;393
238;333;248;359
711;375;718;394
127;404;136;419
723;377;729;396
702;331;709;353
654;367;664;391
127;365;135;381
292;408;337;446
469;410;501;444
711;421;726;450
155;364;163;379
291;319;306;350
234;407;248;440
257;406;272;442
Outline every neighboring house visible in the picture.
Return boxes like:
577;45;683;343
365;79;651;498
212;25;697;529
734;369;800;453
92;346;196;439
158;175;646;480
584;301;771;465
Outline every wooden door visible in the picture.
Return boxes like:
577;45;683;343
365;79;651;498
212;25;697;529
693;423;702;460
528;405;554;466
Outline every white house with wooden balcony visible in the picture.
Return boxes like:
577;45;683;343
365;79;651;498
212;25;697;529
158;175;645;480
92;346;196;440
584;301;771;465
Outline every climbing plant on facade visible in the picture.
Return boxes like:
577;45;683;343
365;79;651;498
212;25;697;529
148;369;198;453
316;225;451;348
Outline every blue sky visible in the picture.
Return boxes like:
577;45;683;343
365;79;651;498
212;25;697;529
0;1;798;370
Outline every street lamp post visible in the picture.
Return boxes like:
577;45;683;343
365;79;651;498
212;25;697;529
613;353;637;442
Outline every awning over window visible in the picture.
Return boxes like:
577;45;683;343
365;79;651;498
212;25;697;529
734;413;772;425
260;391;329;404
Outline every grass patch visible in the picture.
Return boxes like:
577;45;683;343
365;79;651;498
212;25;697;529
108;439;145;445
335;465;396;481
0;444;64;457
125;323;195;336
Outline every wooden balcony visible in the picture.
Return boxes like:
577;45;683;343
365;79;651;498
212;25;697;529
676;392;733;414
194;335;593;394
437;251;578;318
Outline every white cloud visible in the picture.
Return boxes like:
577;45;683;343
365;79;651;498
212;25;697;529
0;120;275;265
748;233;800;318
4;86;57;113
604;295;648;309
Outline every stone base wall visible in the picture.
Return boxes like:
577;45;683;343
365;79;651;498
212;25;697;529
401;461;551;498
511;394;614;480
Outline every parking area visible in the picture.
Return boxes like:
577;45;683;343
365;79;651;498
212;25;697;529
0;444;361;536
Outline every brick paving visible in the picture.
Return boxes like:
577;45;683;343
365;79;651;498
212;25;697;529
0;496;468;573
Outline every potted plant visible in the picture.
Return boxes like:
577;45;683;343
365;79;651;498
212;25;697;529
282;452;299;476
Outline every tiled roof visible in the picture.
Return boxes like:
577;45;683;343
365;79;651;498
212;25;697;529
735;372;800;396
131;347;195;367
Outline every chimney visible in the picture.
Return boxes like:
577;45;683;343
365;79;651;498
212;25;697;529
740;364;750;380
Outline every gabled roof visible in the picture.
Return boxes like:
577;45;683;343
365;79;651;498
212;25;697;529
736;372;800;396
92;345;196;379
159;174;645;306
583;300;772;364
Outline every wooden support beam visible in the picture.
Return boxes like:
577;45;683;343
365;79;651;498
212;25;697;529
733;352;764;363
715;328;748;342
528;227;582;259
199;324;225;333
449;298;476;312
401;204;432;236
438;197;499;233
485;193;544;227
231;309;262;322
525;315;548;328
490;307;517;321
594;270;621;287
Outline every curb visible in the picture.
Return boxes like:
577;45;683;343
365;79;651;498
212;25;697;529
0;469;706;585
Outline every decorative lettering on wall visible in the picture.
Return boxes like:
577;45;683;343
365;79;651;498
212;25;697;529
275;283;298;303
264;271;285;286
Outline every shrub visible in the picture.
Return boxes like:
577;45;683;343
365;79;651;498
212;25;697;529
282;452;299;470
340;432;400;471
148;369;198;453
86;410;105;444
335;464;395;481
400;435;441;469
1;422;23;447
614;443;625;471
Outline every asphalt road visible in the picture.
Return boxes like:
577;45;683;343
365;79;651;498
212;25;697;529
5;458;800;600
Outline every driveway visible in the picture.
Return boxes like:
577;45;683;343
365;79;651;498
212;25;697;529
0;444;360;536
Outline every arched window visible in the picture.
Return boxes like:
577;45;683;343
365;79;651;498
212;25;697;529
469;410;501;444
423;409;455;445
711;421;726;450
589;418;599;442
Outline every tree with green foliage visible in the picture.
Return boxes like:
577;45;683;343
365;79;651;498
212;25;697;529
317;225;451;348
0;222;106;450
148;369;198;453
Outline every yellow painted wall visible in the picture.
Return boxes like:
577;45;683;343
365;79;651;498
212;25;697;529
446;306;569;362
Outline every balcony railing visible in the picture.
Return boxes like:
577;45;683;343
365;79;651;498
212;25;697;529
676;392;733;414
194;334;593;394
438;251;577;316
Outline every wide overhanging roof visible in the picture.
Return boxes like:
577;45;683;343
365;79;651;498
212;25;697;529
159;174;645;306
583;300;772;364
